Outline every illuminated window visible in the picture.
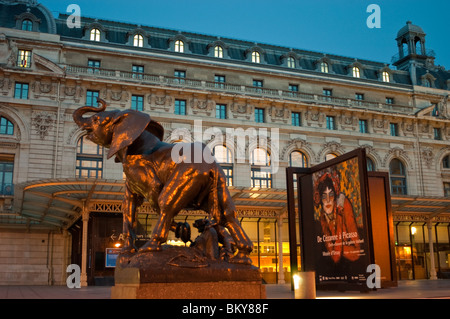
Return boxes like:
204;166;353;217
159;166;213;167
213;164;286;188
251;51;260;63
289;151;308;167
251;148;272;188
352;66;360;78
21;19;33;31
382;71;390;82
0;117;14;135
214;46;223;58
90;28;101;41
390;159;407;195
320;62;329;73
287;56;295;68
174;40;184;53
133;34;144;47
76;136;103;178
213;145;233;186
17;50;31;68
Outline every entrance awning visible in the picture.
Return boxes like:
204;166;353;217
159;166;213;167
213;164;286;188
3;178;450;230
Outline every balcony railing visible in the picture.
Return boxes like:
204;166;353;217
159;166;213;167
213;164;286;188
63;64;413;113
391;49;436;64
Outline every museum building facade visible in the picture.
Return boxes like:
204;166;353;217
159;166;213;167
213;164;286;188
0;0;449;286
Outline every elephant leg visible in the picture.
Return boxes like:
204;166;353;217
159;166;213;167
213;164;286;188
122;186;143;253
139;173;200;252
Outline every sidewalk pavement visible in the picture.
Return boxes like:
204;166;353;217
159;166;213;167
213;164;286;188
0;280;449;299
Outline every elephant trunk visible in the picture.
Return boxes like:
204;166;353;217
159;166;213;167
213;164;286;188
72;98;107;128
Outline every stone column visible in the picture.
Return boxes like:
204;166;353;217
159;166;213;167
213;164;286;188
277;216;285;284
427;220;437;280
80;205;90;287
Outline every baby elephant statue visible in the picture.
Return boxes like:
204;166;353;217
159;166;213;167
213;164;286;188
73;98;253;264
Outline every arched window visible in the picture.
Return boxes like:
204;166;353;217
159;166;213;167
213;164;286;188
90;28;101;42
367;157;375;171
289;151;308;168
213;145;233;186
320;62;329;73
443;155;450;169
21;19;33;31
133;34;144;47
0;117;14;135
382;71;390;83
390;159;407;195
325;153;337;161
352;66;361;78
76;136;104;178
415;38;422;55
174;40;184;53
424;78;432;87
251;51;261;63
251;148;271;188
287;56;295;68
214;45;223;58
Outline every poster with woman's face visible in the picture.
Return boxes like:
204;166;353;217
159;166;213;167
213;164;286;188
311;156;370;287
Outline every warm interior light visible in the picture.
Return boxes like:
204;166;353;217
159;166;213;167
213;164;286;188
293;274;301;290
411;226;417;235
114;242;121;248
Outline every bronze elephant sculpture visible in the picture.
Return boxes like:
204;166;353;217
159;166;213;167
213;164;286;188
73;99;253;264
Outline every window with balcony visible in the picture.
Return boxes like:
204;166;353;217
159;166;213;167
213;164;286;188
14;83;29;99
386;97;394;105
253;80;263;93
76;136;103;178
174;70;186;84
214;75;225;89
87;60;101;74
323;89;332;102
17;50;32;68
0;117;14;136
132;65;144;79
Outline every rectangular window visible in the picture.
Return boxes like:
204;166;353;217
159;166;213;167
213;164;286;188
131;95;144;111
253;80;263;93
216;104;227;119
359;119;368;133
355;93;364;106
326;116;335;130
390;123;399;136
76;158;103;178
132;65;144;79
444;182;450;197
174;70;186;84
14;82;29;99
86;90;99;107
255;108;265;123
214;75;225;89
175;99;186;115
434;128;442;140
221;165;233;187
323;89;332;102
386;97;394;105
17;50;32;68
292;112;301;126
87;60;101;74
251;168;272;188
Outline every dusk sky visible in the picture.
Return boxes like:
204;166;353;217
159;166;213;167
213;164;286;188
39;0;450;68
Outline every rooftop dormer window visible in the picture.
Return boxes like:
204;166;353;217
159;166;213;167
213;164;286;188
133;34;144;47
252;51;261;63
382;71;390;82
90;28;101;41
320;62;329;73
352;66;361;78
174;40;184;53
214;46;223;58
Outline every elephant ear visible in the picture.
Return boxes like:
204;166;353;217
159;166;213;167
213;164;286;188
107;110;151;159
145;120;164;142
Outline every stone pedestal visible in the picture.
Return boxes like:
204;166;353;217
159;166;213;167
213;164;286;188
111;246;266;299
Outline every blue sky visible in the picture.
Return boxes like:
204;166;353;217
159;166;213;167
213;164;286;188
39;0;450;68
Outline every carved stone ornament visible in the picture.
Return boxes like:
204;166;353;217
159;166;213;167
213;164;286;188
32;111;54;139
